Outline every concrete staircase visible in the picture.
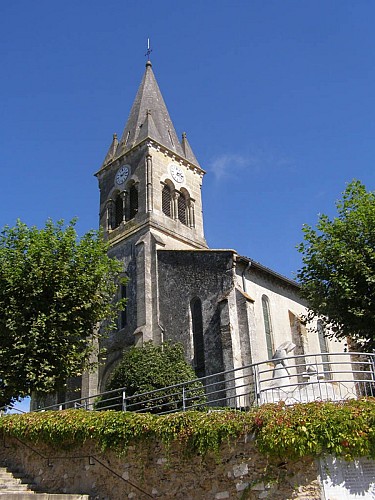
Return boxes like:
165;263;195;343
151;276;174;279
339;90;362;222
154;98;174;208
0;466;89;499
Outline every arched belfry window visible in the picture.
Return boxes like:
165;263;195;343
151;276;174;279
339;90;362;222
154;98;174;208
114;193;124;229
178;192;187;225
191;298;205;378
129;184;138;220
162;184;172;217
262;295;274;359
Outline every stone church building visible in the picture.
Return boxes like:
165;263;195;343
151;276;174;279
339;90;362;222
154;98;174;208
81;59;335;398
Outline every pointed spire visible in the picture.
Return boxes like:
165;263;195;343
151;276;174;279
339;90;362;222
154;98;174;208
102;133;119;167
119;61;185;157
181;132;200;167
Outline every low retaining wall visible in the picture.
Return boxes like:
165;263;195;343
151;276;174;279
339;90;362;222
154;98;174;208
0;436;321;499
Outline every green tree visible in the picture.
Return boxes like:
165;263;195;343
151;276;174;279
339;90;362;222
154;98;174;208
297;180;375;350
0;219;125;408
99;342;206;413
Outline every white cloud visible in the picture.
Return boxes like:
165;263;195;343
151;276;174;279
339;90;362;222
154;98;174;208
207;149;294;181
208;154;254;181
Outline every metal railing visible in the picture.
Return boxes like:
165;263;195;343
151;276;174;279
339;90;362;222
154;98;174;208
32;351;375;415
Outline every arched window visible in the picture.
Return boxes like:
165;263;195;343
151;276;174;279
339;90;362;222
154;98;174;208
317;320;332;379
114;193;123;228
162;184;172;217
119;282;127;329
178;193;187;225
129;184;138;220
262;295;274;359
191;298;205;378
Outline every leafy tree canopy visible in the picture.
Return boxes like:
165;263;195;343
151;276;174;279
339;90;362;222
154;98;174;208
297;180;375;350
0;219;125;408
101;342;206;413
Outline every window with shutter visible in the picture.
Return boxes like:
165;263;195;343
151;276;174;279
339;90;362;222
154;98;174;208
162;185;172;217
129;184;138;220
178;193;187;225
114;194;123;228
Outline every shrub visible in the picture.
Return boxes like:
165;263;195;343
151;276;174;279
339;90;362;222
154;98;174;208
97;342;206;413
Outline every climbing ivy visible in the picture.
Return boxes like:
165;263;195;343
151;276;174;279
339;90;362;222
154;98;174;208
0;399;374;460
254;398;375;460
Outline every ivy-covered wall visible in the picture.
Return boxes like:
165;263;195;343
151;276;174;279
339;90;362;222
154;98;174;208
0;400;374;499
0;434;320;499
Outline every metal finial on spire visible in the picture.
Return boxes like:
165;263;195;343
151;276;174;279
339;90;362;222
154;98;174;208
145;38;152;61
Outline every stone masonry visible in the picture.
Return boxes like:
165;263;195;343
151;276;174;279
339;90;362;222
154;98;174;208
0;436;321;499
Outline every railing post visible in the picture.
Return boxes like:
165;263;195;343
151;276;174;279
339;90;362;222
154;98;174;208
182;385;186;411
122;390;127;412
254;365;260;406
314;354;323;401
370;353;375;382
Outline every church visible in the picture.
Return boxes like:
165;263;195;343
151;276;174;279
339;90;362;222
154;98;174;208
81;58;337;399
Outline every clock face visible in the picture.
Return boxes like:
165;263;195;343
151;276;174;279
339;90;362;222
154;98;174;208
170;163;184;183
115;165;130;185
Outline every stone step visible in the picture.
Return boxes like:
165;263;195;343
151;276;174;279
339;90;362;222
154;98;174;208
0;495;89;499
0;476;30;485
0;466;89;499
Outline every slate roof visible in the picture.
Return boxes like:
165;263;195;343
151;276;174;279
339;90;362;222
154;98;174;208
181;131;200;166
109;60;198;167
237;254;300;289
99;61;201;171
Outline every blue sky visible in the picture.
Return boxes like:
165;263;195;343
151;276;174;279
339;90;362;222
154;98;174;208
2;0;375;413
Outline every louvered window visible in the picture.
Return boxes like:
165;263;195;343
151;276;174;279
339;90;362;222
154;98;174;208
114;195;123;228
178;194;187;225
129;185;138;220
162;185;172;217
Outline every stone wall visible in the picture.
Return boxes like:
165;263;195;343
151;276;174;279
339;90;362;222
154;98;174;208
157;249;235;375
0;435;321;499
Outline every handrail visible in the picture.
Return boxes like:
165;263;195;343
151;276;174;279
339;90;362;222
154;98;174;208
2;434;153;498
31;351;375;414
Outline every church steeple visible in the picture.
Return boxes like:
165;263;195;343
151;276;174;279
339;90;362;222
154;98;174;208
118;60;185;158
92;56;208;370
96;59;207;252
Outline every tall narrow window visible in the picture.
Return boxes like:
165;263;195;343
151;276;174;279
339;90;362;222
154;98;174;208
114;194;123;228
178;193;187;225
119;283;127;329
317;320;332;379
162;184;172;217
288;311;307;381
191;298;205;378
129;184;138;220
262;295;274;359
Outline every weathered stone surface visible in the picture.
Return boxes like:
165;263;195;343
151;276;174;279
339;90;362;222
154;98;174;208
0;436;321;499
233;463;248;478
157;249;235;375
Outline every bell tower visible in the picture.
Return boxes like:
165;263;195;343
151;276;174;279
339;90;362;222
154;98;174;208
95;60;207;251
94;60;208;388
